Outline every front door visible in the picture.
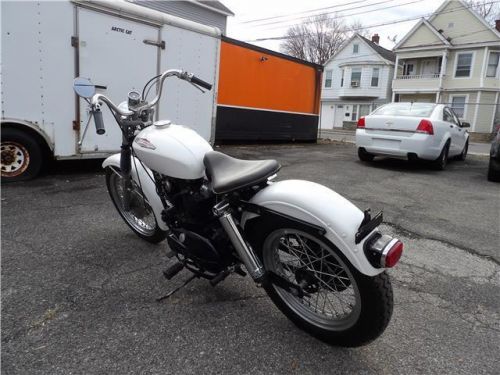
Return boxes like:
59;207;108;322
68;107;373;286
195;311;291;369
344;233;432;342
77;7;160;153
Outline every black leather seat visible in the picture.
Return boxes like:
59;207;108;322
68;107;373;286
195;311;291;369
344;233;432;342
203;151;280;194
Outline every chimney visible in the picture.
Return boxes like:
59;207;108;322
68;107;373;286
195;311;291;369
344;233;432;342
372;33;380;44
496;19;500;32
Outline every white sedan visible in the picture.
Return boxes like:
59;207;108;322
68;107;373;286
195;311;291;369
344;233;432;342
355;102;470;169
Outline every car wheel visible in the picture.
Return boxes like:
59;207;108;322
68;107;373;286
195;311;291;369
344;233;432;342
487;158;500;182
358;148;375;162
432;142;449;170
458;140;468;161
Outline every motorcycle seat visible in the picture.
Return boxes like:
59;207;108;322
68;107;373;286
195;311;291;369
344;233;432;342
203;151;280;194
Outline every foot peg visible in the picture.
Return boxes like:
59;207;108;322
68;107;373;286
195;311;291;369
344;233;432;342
162;262;184;280
210;269;230;287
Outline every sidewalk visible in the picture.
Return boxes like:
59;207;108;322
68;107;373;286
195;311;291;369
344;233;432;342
318;128;490;156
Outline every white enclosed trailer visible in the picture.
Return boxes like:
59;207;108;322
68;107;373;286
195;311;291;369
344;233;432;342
1;0;220;181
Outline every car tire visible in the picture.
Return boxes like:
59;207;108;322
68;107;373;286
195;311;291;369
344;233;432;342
487;158;500;182
458;140;468;161
432;142;449;170
358;148;375;162
1;128;44;182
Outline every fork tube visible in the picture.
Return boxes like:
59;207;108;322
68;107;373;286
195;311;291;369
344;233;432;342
120;135;132;211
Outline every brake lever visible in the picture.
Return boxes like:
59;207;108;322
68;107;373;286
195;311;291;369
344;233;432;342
189;81;205;94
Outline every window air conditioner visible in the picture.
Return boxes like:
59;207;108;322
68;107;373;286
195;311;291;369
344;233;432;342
351;81;359;87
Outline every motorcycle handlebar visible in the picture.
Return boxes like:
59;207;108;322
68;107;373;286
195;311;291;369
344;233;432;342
190;75;212;91
93;109;105;135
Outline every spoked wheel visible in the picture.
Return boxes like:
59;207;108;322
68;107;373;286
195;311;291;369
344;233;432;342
106;168;167;243
261;228;393;347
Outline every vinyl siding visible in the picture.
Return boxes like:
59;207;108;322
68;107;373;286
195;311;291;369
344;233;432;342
443;49;484;89
133;1;227;32
474;91;497;132
441;91;477;128
398;24;445;49
430;1;498;45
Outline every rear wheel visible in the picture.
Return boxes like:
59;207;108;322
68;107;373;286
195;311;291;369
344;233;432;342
432;142;449;170
106;168;167;243
1;128;44;182
260;227;393;347
358;148;375;162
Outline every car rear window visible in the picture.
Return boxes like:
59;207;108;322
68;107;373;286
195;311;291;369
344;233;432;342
372;103;436;117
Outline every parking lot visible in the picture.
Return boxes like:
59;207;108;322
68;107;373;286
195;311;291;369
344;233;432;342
2;142;499;375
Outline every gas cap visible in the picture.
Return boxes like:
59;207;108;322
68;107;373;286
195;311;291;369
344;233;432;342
154;120;171;128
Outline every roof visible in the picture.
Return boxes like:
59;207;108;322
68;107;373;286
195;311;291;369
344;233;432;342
197;1;234;16
358;35;396;62
393;18;451;50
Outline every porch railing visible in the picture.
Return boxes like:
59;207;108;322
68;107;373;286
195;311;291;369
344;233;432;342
396;73;440;80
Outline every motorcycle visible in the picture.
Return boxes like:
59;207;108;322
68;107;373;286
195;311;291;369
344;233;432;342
73;69;403;347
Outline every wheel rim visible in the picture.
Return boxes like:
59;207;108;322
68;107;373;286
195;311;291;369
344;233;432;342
263;229;362;331
1;141;30;177
108;171;157;236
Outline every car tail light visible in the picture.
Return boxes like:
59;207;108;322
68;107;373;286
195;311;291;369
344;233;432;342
416;119;434;135
357;117;366;128
364;234;403;268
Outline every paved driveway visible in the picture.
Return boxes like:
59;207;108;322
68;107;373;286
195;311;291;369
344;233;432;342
2;143;499;374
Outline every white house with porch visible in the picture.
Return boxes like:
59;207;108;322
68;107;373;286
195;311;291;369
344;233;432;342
392;0;500;139
320;33;395;130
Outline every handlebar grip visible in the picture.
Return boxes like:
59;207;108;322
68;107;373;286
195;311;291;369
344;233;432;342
191;75;212;91
93;109;106;135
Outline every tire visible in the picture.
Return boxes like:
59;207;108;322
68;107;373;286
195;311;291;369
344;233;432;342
432;142;449;170
105;168;167;243
358;148;375;162
258;225;393;347
1;128;44;182
458;140;468;161
487;158;500;182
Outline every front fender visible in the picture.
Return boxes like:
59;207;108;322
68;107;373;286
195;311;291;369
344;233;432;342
241;180;382;276
102;154;168;231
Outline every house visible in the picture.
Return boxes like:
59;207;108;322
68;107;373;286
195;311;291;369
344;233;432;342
392;0;500;140
320;33;395;130
130;0;234;33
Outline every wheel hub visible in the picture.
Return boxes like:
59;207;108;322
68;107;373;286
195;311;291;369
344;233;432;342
295;268;320;293
1;142;30;177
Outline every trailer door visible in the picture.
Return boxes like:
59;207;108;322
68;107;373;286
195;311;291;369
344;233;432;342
77;7;160;153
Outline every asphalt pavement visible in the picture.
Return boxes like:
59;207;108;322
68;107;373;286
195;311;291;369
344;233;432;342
2;142;499;374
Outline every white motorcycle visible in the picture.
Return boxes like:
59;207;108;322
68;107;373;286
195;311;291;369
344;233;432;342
73;69;403;347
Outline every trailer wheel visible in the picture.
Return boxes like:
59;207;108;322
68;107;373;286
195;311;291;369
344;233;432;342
1;128;43;182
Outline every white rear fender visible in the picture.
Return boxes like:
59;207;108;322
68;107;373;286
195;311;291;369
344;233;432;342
102;154;168;231
241;180;382;276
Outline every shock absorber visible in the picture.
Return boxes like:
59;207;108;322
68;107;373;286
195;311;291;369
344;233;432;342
213;201;265;282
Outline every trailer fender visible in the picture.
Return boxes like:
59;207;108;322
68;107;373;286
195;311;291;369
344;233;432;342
1;118;54;151
241;179;383;276
102;153;168;231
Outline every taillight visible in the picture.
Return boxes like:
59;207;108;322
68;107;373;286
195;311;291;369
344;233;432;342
364;234;403;268
416;119;434;135
382;240;403;268
357;117;366;128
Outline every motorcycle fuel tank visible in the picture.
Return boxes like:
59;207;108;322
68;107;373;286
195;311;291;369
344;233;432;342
133;122;213;179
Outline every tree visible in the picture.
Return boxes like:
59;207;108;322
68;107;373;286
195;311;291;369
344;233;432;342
280;13;363;65
466;0;500;25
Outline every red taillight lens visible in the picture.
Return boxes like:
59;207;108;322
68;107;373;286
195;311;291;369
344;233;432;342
357;117;366;128
416;119;434;135
383;241;403;268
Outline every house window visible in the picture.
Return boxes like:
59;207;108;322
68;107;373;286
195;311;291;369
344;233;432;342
403;63;414;76
353;44;359;54
351;67;361;87
451;96;466;118
455;53;473;77
341;69;345;87
325;69;333;88
371;68;379;87
486;52;499;77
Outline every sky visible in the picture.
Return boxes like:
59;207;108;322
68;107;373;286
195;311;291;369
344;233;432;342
222;0;449;52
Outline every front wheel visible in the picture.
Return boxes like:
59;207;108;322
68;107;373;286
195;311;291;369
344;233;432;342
106;168;167;243
261;228;393;347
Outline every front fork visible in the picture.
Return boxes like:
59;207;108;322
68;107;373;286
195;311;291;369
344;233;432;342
120;135;133;211
213;201;265;281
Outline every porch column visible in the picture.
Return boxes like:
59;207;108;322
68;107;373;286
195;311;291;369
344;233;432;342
393;55;400;80
438;50;448;103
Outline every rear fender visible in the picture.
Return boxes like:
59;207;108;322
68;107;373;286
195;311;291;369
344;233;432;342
241;180;383;276
102;154;168;231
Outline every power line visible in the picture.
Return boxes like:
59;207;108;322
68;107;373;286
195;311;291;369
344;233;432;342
246;1;500;42
241;0;373;24
242;0;393;25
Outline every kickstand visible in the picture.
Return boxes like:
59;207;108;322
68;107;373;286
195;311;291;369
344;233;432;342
156;274;197;302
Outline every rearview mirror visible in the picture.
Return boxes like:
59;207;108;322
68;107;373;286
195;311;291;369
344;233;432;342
73;77;95;98
460;121;471;128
